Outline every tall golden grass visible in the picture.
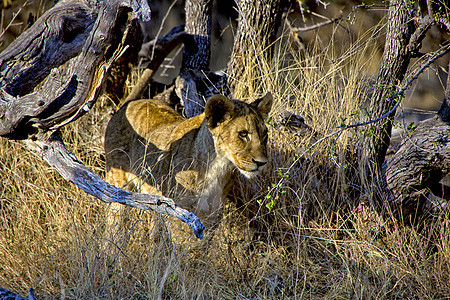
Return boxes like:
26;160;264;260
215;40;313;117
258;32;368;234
1;19;450;299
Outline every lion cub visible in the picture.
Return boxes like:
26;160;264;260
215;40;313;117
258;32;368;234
104;93;272;223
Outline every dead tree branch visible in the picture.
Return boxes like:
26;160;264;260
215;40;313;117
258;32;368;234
177;0;213;118
0;0;98;97
124;25;187;104
0;287;35;300
28;131;204;238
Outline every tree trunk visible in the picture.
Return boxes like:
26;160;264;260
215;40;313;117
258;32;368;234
181;0;212;73
359;0;416;173
176;0;213;118
226;0;286;94
354;0;450;220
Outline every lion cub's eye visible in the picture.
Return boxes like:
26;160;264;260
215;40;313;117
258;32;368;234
238;130;249;139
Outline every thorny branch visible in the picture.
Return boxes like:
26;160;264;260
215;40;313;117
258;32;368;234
265;42;450;205
341;43;450;131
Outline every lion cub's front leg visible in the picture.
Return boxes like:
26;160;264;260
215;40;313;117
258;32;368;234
106;166;129;190
174;170;222;219
106;166;162;195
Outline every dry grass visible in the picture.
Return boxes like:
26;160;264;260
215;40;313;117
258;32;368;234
1;19;450;300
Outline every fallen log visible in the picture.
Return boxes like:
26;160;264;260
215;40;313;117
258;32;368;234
386;61;450;219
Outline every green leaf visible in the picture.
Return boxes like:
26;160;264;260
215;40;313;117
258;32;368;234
266;199;276;211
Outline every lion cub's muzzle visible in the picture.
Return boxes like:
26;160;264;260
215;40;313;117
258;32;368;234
239;156;268;178
252;158;267;169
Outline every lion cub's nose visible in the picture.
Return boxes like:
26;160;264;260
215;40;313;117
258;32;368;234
252;158;267;168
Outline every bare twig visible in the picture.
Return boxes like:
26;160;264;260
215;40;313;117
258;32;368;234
332;23;387;64
0;0;31;40
407;15;433;56
348;3;397;25
148;0;178;62
284;16;310;57
290;16;342;33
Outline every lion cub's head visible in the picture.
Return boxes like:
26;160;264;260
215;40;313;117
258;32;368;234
205;93;273;178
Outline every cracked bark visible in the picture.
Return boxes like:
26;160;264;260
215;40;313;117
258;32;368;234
359;0;416;172
226;0;287;94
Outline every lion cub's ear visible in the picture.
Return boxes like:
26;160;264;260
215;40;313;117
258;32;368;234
205;95;234;129
251;92;273;119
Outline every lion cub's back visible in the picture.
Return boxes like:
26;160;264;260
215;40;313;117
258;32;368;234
125;99;183;138
104;99;183;171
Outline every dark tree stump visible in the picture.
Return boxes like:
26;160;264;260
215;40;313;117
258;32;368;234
386;116;450;217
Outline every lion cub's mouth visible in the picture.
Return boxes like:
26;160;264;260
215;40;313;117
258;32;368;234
239;169;260;179
238;164;267;178
228;155;268;179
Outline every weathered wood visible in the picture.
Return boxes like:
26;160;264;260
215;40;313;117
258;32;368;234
26;131;204;238
0;0;98;97
385;62;450;219
0;287;36;300
0;0;102;139
386;117;450;217
0;0;153;139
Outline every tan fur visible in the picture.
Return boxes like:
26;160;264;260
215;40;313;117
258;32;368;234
104;94;273;223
